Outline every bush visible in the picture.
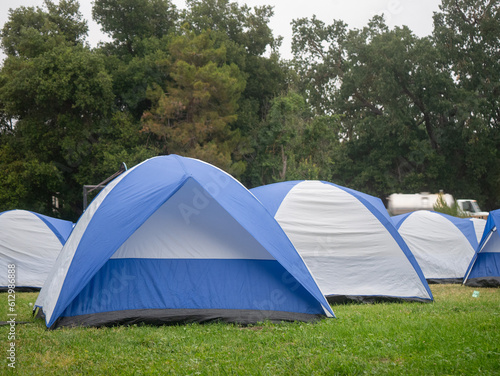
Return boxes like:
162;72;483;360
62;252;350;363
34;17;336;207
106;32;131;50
433;193;470;217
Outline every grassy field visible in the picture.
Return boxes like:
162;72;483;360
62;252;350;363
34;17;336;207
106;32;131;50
1;285;499;375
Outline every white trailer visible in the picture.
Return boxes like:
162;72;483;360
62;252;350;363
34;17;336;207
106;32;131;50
386;193;488;219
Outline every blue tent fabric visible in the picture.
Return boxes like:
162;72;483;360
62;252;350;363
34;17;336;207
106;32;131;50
251;180;433;303
251;180;304;217
464;209;500;287
35;156;334;329
32;212;75;245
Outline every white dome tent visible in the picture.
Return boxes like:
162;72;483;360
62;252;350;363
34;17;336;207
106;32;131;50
250;180;433;303
392;211;478;283
0;210;74;291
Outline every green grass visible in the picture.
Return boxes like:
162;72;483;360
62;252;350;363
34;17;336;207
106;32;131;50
1;285;499;375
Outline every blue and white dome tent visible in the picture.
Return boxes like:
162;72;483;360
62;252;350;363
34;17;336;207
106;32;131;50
34;156;334;329
464;209;500;287
250;180;433;303
392;211;478;284
0;210;74;291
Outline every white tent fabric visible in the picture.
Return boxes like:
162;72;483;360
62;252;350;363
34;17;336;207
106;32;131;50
469;218;487;244
0;210;73;290
251;180;432;303
393;211;477;282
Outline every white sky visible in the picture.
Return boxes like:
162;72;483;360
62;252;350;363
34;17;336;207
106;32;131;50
1;0;442;61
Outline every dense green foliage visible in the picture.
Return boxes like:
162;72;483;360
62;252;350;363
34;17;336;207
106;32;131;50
1;285;499;374
291;1;500;207
0;0;498;219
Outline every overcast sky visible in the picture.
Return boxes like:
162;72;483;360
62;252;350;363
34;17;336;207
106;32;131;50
1;0;442;61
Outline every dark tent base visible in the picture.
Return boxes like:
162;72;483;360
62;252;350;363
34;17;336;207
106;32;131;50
426;278;463;284
35;308;326;330
464;277;500;287
0;286;41;293
326;294;431;304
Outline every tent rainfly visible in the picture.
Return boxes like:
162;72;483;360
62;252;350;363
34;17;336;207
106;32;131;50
35;156;334;329
464;209;500;287
0;210;74;291
250;180;433;303
392;211;478;283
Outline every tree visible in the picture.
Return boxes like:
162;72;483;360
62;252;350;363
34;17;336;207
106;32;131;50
141;29;247;176
181;0;288;185
0;44;115;218
0;140;63;214
91;0;181;123
290;15;481;199
182;0;277;56
0;0;88;58
92;0;288;184
92;0;179;55
102;36;173;121
247;89;341;186
249;91;307;184
433;0;500;209
0;1;116;219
